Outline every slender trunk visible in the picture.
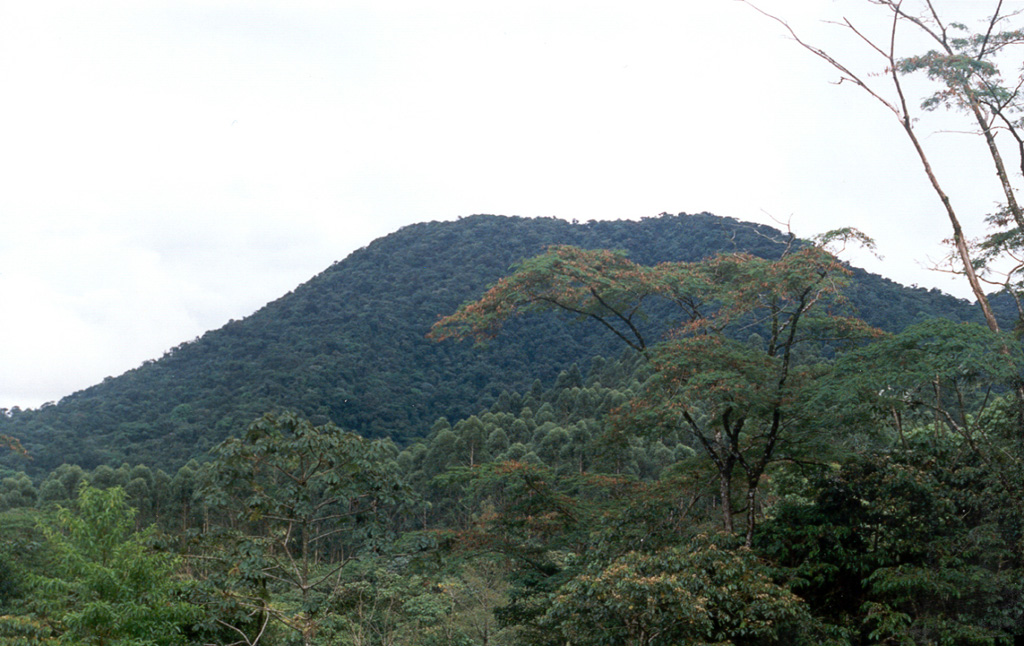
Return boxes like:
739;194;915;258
958;100;1024;426
301;521;313;646
968;98;1024;229
899;117;1000;331
682;409;738;535
742;1;1000;329
962;99;1024;426
892;406;908;451
719;459;735;534
745;479;759;547
882;10;1001;330
714;413;736;534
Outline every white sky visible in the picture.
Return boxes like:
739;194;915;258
1;0;1021;409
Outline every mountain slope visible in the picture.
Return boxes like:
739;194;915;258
0;213;984;473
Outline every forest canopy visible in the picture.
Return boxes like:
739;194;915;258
0;213;989;475
1;223;1021;643
5;1;1024;639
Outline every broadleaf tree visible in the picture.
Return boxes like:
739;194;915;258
431;236;881;545
200;411;413;646
30;484;199;646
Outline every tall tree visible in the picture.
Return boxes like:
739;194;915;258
744;1;1024;331
432;236;879;544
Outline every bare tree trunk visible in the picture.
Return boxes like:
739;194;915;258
888;52;1000;332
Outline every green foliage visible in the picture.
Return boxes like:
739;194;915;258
0;475;36;512
198;411;414;646
323;554;514;646
835;318;1020;404
828;318;1024;468
3;215;1024;645
0;508;48;622
433;241;884;543
543;535;825;646
0;213;986;474
429;450;721;644
27;484;199;645
757;449;1024;645
206;412;410;536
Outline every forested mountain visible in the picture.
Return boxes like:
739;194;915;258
0;213;985;473
1;212;1021;646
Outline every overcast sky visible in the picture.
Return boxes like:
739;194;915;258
1;0;1021;409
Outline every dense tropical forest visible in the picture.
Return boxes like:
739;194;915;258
0;214;986;475
0;210;1022;645
6;1;1024;643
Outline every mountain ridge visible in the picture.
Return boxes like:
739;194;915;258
0;213;986;474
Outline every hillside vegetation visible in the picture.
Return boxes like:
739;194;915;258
0;215;1021;644
0;213;983;473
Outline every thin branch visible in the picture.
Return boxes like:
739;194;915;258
978;0;1006;59
212;606;271;646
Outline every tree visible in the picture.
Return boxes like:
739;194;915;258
542;535;824;646
830;317;1024;512
453;415;489;468
432;238;879;544
756;449;1024;643
330;555;510;646
30;484;199;645
0;435;27;459
200;411;412;646
743;1;1024;333
38;463;86;505
0;473;36;511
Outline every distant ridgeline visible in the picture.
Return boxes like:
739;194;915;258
0;213;986;474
